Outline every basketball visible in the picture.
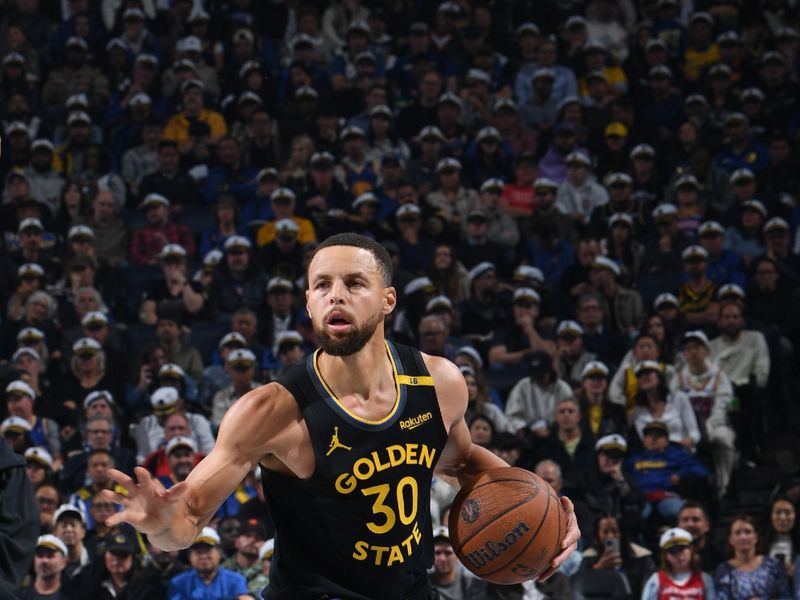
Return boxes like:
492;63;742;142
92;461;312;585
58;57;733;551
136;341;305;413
447;467;568;585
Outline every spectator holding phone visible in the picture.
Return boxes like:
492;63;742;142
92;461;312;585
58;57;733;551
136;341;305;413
581;513;654;597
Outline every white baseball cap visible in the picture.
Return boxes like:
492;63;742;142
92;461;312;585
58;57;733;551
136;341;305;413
37;534;68;555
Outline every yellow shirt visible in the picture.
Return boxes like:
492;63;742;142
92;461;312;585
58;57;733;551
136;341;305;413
256;216;317;247
163;108;228;146
683;44;721;81
579;66;628;97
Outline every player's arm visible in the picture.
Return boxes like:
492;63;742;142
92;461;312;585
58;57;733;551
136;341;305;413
102;384;296;551
425;355;508;486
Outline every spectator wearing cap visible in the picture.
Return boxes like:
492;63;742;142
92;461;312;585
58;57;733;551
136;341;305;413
640;527;716;600
6;380;60;455
454;207;509;272
487;286;550;373
505;350;573;434
256;186;317;246
24;445;55;487
52;504;90;580
458;262;511;353
129;191;196;265
556;151;609;225
163;78;227;151
390;203;435;274
137;243;203;325
677;245;718;325
211;349;260;428
256;276;300;354
516;38;578;107
674;330;736;495
135;385;214;465
759;134;799;208
271;330;308;378
555;321;597;388
70;189;129;268
595;123;632;180
589;255;644;336
625;420;710;522
425;157;480;234
6;262;46;323
519;68;561;130
198;332;247;406
41;36;110;109
338;126;383;199
540;122;587;185
631;361;702;451
462;126;513;189
156;435;197;489
87;530;143;598
140;412;204;480
207;234;270;314
299;152;352;221
575;433;644;540
762;217;800;287
629;144;664;205
24;139;64;216
696;221;747;290
724;199;767;266
682;12;720;81
221;517;269;593
168;527;249;599
714;113;769;174
198;194;249;257
429;525;487;598
472;179;519;250
202;136;259;205
600;211;644;283
19;535;71;600
138;139;200;210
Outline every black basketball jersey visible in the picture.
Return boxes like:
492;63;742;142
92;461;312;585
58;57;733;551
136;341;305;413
261;341;449;600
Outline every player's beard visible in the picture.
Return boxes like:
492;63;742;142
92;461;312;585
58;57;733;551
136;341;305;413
315;309;383;356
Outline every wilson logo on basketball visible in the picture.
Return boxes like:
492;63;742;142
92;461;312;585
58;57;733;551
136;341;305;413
399;412;432;430
464;522;531;568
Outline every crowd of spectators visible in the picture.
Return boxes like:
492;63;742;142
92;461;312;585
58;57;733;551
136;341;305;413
2;0;800;598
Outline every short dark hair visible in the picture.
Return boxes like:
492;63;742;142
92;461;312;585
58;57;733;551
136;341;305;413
312;233;393;286
678;501;710;522
87;448;114;463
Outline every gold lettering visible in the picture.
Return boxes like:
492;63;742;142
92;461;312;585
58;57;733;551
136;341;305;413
335;473;356;494
387;444;405;467
371;450;391;473
373;545;389;566
352;541;368;560
419;445;436;469
353;458;375;480
412;521;421;544
401;530;414;555
406;443;418;464
387;545;404;565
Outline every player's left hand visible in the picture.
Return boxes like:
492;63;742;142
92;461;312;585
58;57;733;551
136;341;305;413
537;496;580;582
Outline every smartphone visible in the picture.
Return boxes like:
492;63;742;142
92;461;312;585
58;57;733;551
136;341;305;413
605;538;620;554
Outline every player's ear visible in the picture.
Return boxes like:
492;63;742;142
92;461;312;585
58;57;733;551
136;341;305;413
383;286;397;315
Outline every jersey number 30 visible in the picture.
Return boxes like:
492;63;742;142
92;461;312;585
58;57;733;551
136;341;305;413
362;477;419;534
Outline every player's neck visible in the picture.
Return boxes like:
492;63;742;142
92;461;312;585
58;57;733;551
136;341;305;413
318;335;391;399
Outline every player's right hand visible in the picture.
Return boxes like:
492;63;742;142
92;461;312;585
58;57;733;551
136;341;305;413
101;467;189;535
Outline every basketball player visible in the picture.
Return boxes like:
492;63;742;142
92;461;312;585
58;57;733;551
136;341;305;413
102;234;580;599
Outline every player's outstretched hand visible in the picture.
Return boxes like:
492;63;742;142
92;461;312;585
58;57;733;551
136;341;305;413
537;496;580;582
101;467;190;535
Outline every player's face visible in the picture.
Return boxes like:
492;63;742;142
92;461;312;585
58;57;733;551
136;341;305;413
306;246;396;356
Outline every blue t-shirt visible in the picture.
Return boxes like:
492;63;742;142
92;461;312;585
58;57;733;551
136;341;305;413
168;567;248;600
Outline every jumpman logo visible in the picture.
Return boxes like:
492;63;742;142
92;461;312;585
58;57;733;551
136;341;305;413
326;426;352;456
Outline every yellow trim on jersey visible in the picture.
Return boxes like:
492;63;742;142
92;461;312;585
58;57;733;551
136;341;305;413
312;341;402;425
396;375;434;386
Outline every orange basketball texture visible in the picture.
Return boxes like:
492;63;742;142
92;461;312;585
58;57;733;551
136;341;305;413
447;467;568;585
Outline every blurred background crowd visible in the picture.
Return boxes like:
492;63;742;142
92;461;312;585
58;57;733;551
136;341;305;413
2;0;800;598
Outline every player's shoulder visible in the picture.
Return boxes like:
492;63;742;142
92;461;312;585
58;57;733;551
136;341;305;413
219;381;300;428
420;351;463;385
